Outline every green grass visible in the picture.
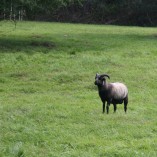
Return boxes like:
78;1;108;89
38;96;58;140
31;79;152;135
0;21;157;157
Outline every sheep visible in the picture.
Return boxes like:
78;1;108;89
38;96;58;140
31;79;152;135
94;73;128;114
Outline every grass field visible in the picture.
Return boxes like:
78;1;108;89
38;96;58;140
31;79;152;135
0;21;157;157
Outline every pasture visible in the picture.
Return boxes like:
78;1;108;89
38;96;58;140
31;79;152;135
0;21;157;157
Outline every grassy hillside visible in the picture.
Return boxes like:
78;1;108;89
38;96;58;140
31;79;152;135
0;21;157;157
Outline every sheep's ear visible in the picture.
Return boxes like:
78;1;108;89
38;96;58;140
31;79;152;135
95;73;99;78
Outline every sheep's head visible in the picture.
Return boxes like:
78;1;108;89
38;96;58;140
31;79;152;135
94;73;110;86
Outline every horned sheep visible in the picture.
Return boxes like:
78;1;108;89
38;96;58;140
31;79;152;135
94;73;128;114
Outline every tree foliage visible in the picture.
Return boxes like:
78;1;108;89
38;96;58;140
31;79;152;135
0;0;157;26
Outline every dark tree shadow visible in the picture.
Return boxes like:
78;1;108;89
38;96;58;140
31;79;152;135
0;32;156;54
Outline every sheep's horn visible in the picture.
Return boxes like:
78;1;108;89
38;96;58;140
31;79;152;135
100;74;110;79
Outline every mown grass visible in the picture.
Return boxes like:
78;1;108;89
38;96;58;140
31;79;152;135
0;21;157;157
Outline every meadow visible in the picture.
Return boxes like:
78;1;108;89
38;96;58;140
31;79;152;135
0;21;157;157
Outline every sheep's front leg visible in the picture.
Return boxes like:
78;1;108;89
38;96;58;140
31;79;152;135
113;104;117;113
106;102;110;114
103;101;106;113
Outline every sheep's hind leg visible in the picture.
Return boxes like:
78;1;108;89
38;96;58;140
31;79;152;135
103;101;106;113
124;96;128;113
124;104;127;113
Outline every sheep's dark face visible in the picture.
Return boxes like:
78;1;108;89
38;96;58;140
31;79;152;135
94;73;105;86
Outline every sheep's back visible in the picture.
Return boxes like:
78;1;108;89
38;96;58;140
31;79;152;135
110;82;128;99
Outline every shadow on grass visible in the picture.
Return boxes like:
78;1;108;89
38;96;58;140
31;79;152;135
0;33;156;54
0;36;56;54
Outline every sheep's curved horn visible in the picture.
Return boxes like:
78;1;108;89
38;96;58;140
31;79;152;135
100;74;110;79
